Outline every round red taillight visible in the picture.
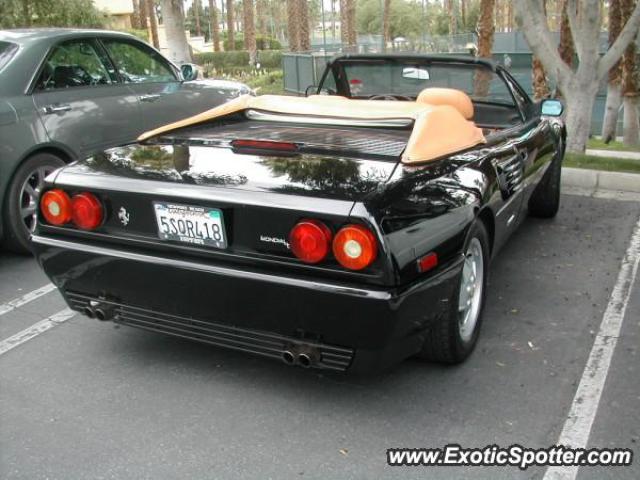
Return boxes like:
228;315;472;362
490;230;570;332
40;189;72;226
332;224;378;271
289;219;332;264
71;192;103;230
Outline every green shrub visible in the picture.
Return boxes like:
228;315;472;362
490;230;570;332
257;50;282;69
256;36;282;50
223;39;245;51
194;50;282;69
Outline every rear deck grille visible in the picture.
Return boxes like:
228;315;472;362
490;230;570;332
66;292;353;371
162;121;409;158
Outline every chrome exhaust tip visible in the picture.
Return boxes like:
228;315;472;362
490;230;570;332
82;306;95;318
297;353;312;368
282;350;296;365
94;306;113;321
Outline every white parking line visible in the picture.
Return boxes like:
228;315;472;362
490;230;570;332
0;308;75;356
0;283;57;317
544;216;640;480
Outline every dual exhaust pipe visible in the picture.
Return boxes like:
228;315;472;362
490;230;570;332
82;302;114;321
282;346;319;368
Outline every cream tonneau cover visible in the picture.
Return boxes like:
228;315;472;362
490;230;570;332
137;93;486;164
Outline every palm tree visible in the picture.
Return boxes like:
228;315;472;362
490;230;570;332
138;0;148;29
243;0;257;63
161;0;191;64
226;0;235;50
287;0;300;51
209;0;221;52
341;0;356;49
621;0;639;145
382;0;391;46
601;0;623;141
447;0;457;35
146;0;160;49
194;0;202;37
298;0;310;51
474;0;495;97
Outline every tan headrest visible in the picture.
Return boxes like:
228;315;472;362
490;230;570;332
416;88;474;120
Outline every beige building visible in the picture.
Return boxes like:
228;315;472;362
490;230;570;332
93;0;134;30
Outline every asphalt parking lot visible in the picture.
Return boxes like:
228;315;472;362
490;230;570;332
1;192;639;480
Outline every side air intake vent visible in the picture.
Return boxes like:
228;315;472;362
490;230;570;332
494;154;524;199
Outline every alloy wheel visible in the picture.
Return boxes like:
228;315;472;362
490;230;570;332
457;237;485;343
19;166;56;233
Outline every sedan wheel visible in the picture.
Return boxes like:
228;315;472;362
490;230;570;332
3;153;65;253
19;166;57;234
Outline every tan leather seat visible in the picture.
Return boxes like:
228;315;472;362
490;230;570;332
416;88;474;120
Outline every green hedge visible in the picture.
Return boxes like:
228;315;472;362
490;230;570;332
194;50;282;69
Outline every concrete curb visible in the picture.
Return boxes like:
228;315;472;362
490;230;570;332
561;167;640;193
585;149;640;160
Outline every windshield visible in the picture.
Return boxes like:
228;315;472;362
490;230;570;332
337;61;516;106
0;41;18;72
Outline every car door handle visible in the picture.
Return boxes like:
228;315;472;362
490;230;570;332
138;94;162;103
43;104;72;114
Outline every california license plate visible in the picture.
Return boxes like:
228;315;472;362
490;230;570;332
153;202;227;248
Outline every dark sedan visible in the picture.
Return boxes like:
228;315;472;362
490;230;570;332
32;55;565;373
0;28;250;252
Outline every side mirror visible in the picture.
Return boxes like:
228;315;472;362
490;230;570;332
541;99;563;117
305;85;319;96
181;63;199;81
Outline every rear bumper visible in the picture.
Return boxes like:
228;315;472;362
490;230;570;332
33;235;462;373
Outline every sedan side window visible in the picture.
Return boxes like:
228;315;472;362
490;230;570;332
35;40;116;91
102;40;177;84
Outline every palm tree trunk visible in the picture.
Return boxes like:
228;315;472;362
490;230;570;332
147;0;160;49
383;0;391;46
601;0;623;142
209;0;221;52
447;0;457;35
161;0;192;64
460;0;467;29
474;0;495;97
346;0;357;49
244;0;257;63
131;0;141;29
298;0;311;51
287;0;300;51
621;0;639;146
256;0;267;37
340;0;348;46
139;0;148;29
226;0;235;50
194;0;202;37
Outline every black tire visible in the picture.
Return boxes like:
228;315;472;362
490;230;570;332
529;142;563;218
417;220;490;364
2;153;65;254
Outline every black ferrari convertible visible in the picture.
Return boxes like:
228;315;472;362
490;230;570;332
33;55;565;373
